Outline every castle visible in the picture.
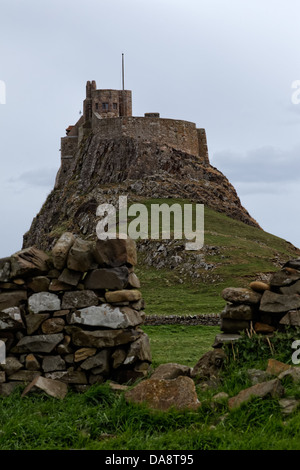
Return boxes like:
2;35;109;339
59;80;210;173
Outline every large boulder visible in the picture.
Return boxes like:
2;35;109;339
124;376;201;411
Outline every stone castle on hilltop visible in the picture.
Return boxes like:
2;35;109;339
24;79;260;250
60;80;210;167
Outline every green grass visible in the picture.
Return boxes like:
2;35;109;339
1;326;300;450
133;200;300;316
137;267;225;315
143;325;219;368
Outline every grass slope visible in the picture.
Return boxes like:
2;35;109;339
134;201;300;316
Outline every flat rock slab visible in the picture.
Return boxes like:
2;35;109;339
125;376;201;411
22;375;68;399
212;333;242;348
221;287;261;305
84;267;129;290
66;326;141;348
228;379;285;410
45;370;87;384
58;269;82;287
221;304;254;320
61;290;99;309
280;280;300;295
105;289;142;303
14;333;64;353
8;370;41;382
10;247;49;278
150;363;191;380
69;304;143;329
0;291;27;311
28;292;61;314
27;276;50;293
74;347;97;362
269;269;300;287
260;290;300;313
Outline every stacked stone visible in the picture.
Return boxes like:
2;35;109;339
0;233;151;397
218;259;300;339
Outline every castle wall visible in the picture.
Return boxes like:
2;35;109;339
197;129;210;165
61;136;78;158
92;116;201;157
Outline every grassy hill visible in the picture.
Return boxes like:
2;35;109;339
133;199;300;316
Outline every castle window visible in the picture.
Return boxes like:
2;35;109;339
102;102;109;111
113;103;118;110
95;103;99;110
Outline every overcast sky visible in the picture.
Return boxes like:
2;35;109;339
1;0;300;258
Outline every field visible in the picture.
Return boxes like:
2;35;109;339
1;326;300;451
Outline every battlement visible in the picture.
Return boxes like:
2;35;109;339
60;80;209;166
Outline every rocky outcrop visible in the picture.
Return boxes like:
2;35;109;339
0;233;152;397
23;134;259;252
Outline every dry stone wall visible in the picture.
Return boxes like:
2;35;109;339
218;259;300;339
0;233;151;396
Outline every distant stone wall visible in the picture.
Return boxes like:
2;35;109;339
0;234;151;396
92;116;203;158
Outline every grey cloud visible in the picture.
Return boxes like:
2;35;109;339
212;145;300;185
8;168;57;188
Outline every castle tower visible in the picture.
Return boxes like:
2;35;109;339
83;80;97;123
83;81;132;121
